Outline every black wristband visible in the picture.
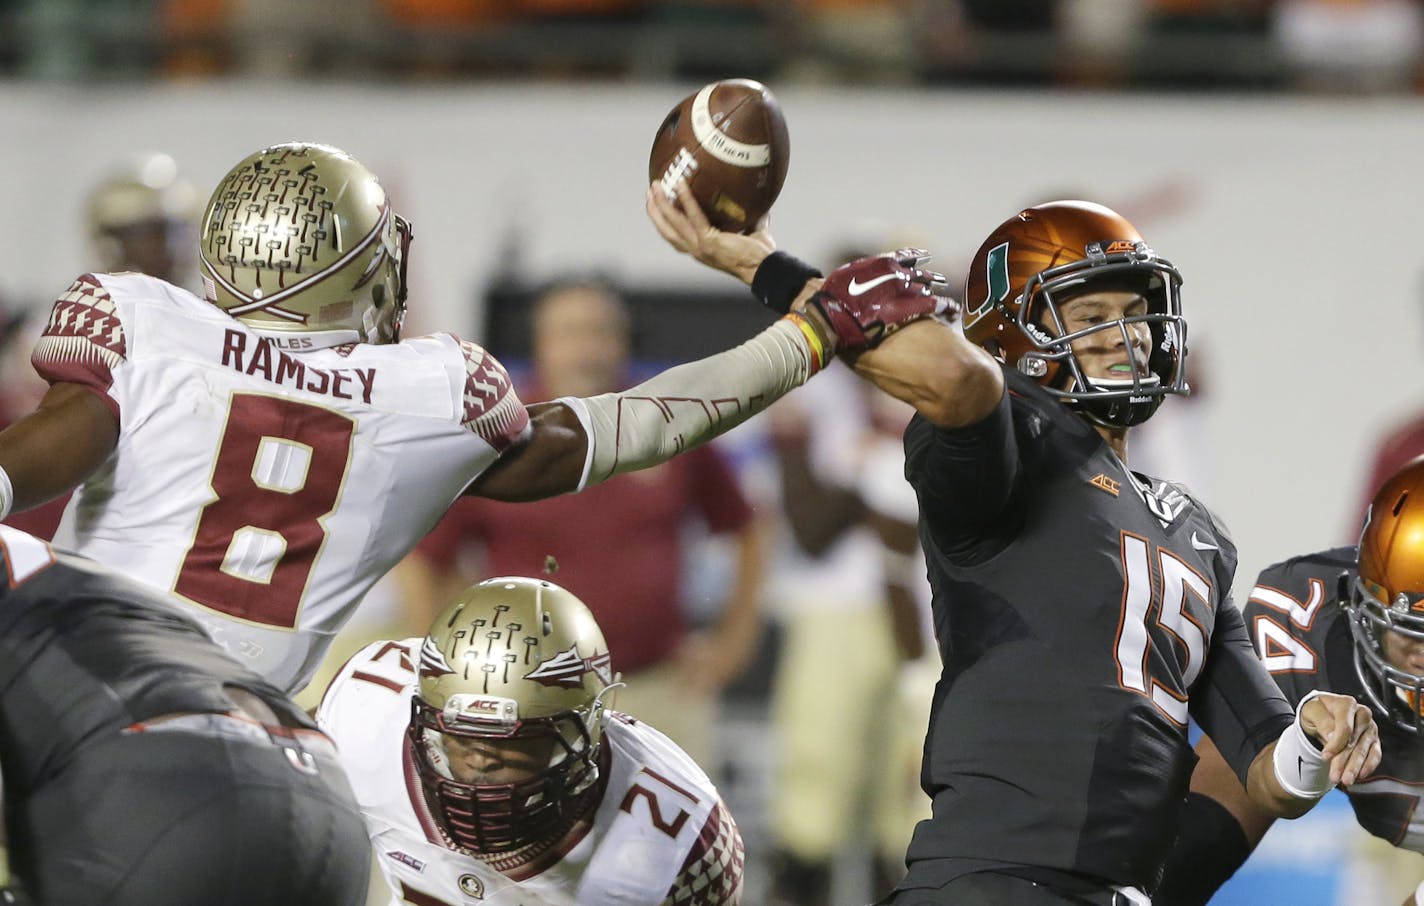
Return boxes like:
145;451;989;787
752;251;822;314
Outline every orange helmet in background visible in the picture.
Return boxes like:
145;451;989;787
962;200;1187;427
1349;455;1424;734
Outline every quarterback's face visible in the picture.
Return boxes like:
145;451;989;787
1381;626;1424;677
440;732;561;786
1055;290;1151;383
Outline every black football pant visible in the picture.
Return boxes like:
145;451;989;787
6;720;371;906
880;869;1149;906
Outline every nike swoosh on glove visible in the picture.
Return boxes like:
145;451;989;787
809;248;959;353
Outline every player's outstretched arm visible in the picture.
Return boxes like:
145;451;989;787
469;183;958;502
648;179;993;430
0;382;118;520
1246;690;1381;819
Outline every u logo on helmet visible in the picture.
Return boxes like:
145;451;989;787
969;241;1011;318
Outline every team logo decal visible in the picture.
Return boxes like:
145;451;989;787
458;873;485;899
524;645;614;689
418;636;455;680
1140;479;1188;528
970;241;1010;317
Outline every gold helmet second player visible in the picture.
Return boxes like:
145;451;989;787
198;142;412;344
408;577;616;853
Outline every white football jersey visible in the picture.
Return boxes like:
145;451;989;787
317;639;744;906
32;273;531;692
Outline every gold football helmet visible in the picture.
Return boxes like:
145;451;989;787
1349;455;1424;735
198;142;411;344
87;152;201;281
962;200;1187;427
408;577;616;853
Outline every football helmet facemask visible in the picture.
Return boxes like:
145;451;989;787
198;142;412;345
1348;455;1424;735
408;577;617;854
962;200;1188;428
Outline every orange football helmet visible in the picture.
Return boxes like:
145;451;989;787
962;200;1187;427
1348;455;1424;734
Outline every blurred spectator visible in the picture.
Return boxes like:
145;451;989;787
85;152;201;289
1274;0;1424;93
763;364;934;906
160;0;377;77
780;0;915;84
15;0;157;80
958;0;1055;31
1058;0;1149;86
398;276;769;766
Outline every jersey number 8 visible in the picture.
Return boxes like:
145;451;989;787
175;392;355;628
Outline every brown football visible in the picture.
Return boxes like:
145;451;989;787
649;78;790;234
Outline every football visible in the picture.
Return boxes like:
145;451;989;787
648;78;790;234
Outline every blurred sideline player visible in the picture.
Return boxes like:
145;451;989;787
1157;456;1424;906
0;141;943;698
764;365;933;905
0;524;371;906
648;185;1383;905
316;576;743;905
400;276;767;765
86;151;202;288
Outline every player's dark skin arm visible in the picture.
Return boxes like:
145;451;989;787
0;382;118;511
462;401;588;502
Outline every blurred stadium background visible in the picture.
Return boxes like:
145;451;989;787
3;1;1423;903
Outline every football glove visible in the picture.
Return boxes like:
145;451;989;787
808;249;958;354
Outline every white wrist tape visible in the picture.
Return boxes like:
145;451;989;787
0;463;12;521
578;318;814;487
1414;879;1424;906
1273;690;1332;799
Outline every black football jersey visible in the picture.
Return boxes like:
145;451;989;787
898;370;1293;891
1245;547;1424;853
0;525;312;796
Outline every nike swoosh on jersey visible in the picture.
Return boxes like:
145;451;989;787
847;273;899;296
1190;532;1218;551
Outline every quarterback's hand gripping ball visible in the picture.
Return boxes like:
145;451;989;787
809;249;959;353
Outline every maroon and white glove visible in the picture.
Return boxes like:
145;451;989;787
808;249;958;354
